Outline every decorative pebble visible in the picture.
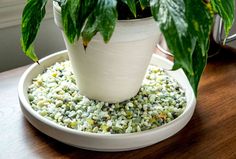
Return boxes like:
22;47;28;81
28;61;187;134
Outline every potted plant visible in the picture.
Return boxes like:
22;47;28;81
21;0;235;103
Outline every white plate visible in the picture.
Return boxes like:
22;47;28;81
18;50;196;152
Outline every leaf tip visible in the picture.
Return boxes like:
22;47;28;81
83;40;88;51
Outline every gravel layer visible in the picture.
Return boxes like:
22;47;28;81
28;61;186;134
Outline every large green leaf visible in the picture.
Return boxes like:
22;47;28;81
150;0;214;96
211;0;235;38
82;0;118;46
183;0;213;96
150;0;195;74
21;0;48;62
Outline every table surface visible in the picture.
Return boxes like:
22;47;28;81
0;46;236;159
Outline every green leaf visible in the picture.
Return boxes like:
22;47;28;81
150;0;214;96
61;0;77;43
184;42;208;96
183;0;213;96
69;0;80;27
82;14;97;47
185;0;213;56
150;0;195;74
75;1;97;38
121;0;137;17
21;0;47;62
21;40;39;62
82;0;118;45
211;0;235;37
61;0;97;43
96;0;118;42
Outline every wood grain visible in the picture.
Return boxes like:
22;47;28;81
0;45;236;159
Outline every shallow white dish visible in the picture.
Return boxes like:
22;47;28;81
18;50;196;151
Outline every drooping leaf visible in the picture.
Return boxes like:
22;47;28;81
121;0;137;17
21;0;48;62
82;0;118;46
211;0;235;38
82;13;97;47
61;0;97;43
150;0;215;96
96;0;118;42
182;0;213;96
150;0;195;74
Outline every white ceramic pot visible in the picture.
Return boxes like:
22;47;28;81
53;2;161;103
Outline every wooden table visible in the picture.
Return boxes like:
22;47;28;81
0;46;236;159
